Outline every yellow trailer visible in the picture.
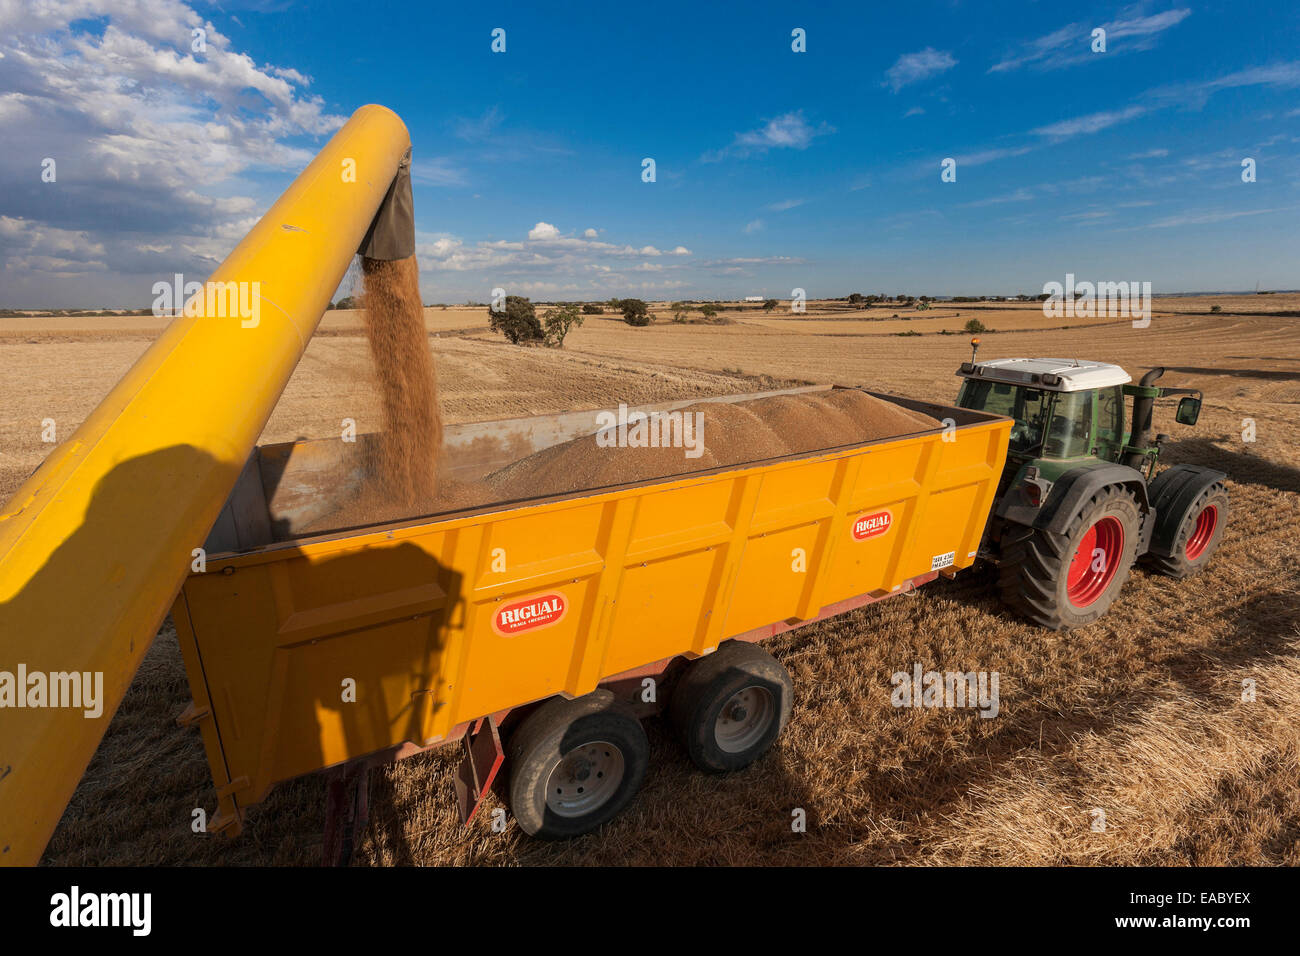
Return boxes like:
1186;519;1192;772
172;386;1010;848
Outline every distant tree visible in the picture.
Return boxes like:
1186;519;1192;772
700;303;719;321
543;304;584;346
848;292;866;305
581;303;604;315
1210;304;1222;313
488;295;544;344
762;298;778;311
963;318;987;334
1036;293;1051;301
334;295;360;310
621;298;651;326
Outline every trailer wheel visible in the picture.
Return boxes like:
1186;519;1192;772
998;486;1140;631
507;690;648;839
1144;481;1228;579
669;641;793;773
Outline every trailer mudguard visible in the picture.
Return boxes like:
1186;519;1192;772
1034;462;1150;535
1145;463;1227;557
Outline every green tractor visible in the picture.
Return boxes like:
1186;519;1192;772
955;350;1228;630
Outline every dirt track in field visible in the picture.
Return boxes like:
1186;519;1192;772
8;295;1299;866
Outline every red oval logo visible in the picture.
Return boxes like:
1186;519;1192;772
494;593;567;635
851;510;893;540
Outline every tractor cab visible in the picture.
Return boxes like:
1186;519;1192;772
955;357;1131;468
955;353;1204;480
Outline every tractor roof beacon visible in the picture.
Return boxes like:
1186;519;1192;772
954;346;1229;631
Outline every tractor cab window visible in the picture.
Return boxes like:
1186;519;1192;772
957;380;1052;455
1044;390;1094;459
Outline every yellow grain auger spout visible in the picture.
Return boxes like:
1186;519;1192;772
0;105;415;865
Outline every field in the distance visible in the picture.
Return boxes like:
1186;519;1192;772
3;294;1298;866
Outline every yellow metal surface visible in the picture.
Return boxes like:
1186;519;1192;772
173;403;1011;831
0;105;412;865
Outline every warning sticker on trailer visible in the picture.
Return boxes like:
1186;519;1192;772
931;552;956;570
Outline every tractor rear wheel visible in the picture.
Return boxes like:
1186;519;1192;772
998;486;1140;630
1143;481;1228;579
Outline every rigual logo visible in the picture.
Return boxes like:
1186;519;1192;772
851;510;893;540
494;592;567;635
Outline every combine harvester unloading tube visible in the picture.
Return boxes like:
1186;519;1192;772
0;105;417;865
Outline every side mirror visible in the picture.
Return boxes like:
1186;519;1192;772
1176;396;1201;426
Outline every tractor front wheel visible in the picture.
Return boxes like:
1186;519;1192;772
1143;481;1228;579
998;486;1140;630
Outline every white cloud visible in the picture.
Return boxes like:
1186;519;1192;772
1144;207;1286;229
528;221;561;240
743;219;764;234
453;106;503;141
990;9;1190;73
767;198;805;211
0;0;349;305
952;145;1035;167
960;188;1036;208
885;48;957;92
1032;105;1148;139
704;111;833;161
583;228;598;238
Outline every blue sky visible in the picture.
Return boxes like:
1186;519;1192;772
1;0;1298;306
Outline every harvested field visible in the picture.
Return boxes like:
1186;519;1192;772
8;297;1299;866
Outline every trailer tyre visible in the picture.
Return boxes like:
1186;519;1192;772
507;690;649;839
998;486;1140;631
669;641;793;773
1143;481;1228;579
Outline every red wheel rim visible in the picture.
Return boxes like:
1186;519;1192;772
1184;505;1219;560
1066;516;1124;608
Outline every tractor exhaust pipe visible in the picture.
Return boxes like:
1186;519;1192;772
1123;367;1165;469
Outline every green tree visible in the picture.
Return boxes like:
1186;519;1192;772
488;295;544;344
621;298;651;326
963;318;987;334
581;303;604;315
762;298;779;311
542;304;584;347
700;303;719;321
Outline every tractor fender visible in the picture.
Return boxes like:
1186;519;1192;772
1145;464;1227;557
1035;462;1151;536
